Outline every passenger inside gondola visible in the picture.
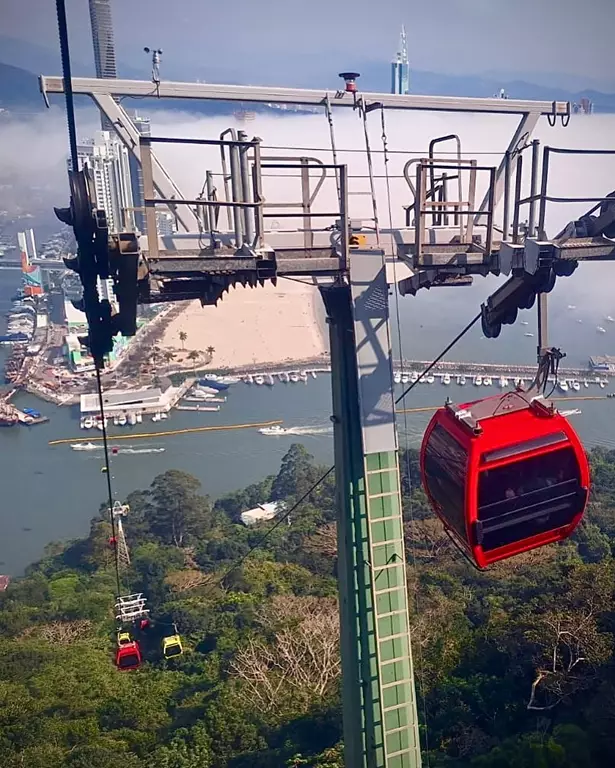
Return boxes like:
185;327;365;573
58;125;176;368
477;446;583;551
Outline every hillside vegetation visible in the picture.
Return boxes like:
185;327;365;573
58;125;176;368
1;443;615;766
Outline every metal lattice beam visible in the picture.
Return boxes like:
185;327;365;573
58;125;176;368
40;75;571;116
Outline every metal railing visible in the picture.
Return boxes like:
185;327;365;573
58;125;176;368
509;144;615;243
414;158;496;261
139;135;349;265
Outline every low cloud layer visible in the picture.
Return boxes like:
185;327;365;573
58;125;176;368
2;103;614;318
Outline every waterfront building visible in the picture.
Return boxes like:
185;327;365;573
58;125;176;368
17;229;44;297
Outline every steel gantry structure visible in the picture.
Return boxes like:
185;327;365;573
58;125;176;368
44;68;615;767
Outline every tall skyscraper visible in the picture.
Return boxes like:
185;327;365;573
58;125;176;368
88;0;117;130
89;0;117;79
391;26;410;95
128;111;151;233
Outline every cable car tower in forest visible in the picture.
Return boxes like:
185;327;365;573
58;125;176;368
110;501;130;569
47;3;615;763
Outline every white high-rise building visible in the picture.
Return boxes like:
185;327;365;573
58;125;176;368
129;111;151;234
69;131;135;234
156;211;177;237
17;229;37;261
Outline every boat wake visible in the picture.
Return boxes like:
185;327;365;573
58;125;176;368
260;424;333;437
116;447;166;455
285;425;333;436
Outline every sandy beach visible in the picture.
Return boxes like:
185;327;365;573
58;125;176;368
160;279;329;369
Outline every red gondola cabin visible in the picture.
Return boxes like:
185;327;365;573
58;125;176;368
115;636;142;671
420;390;589;568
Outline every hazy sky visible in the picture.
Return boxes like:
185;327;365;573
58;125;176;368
3;0;614;88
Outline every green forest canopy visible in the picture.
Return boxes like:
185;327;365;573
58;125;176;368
1;443;615;767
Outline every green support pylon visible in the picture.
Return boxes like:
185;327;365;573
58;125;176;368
320;249;422;768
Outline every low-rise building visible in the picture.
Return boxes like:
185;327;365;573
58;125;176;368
240;501;285;526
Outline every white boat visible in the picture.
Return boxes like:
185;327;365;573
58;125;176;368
576;319;583;324
265;374;275;386
310;370;317;379
136;413;143;423
259;425;290;436
118;414;127;426
559;381;569;392
299;370;308;382
607;316;615;323
188;390;216;401
459;375;466;385
520;321;529;326
217;375;241;384
197;385;219;395
572;381;581;391
475;375;483;386
245;374;253;384
83;416;94;429
96;421;104;431
128;413;137;425
71;442;98;451
524;332;534;337
401;373;410;384
583;380;589;388
281;371;290;383
411;372;419;383
160;412;168;419
599;380;607;389
289;372;299;383
254;375;265;385
152;413;161;422
426;374;435;384
393;372;402;384
443;373;451;385
499;376;508;388
567;305;576;310
113;415;119;426
483;376;492;386
597;326;607;334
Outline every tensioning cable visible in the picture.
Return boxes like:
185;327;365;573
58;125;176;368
214;311;483;587
55;0;122;597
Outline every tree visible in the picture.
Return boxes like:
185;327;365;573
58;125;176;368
187;350;200;371
206;346;215;359
179;331;188;350
525;562;614;710
271;444;322;502
147;470;214;547
230;595;340;717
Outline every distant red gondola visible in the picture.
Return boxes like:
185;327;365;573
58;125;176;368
420;390;590;568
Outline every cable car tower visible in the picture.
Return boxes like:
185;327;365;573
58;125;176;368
47;7;615;762
110;501;130;569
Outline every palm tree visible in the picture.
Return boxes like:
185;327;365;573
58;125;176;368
187;350;199;371
179;331;188;350
162;350;175;364
206;345;215;360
